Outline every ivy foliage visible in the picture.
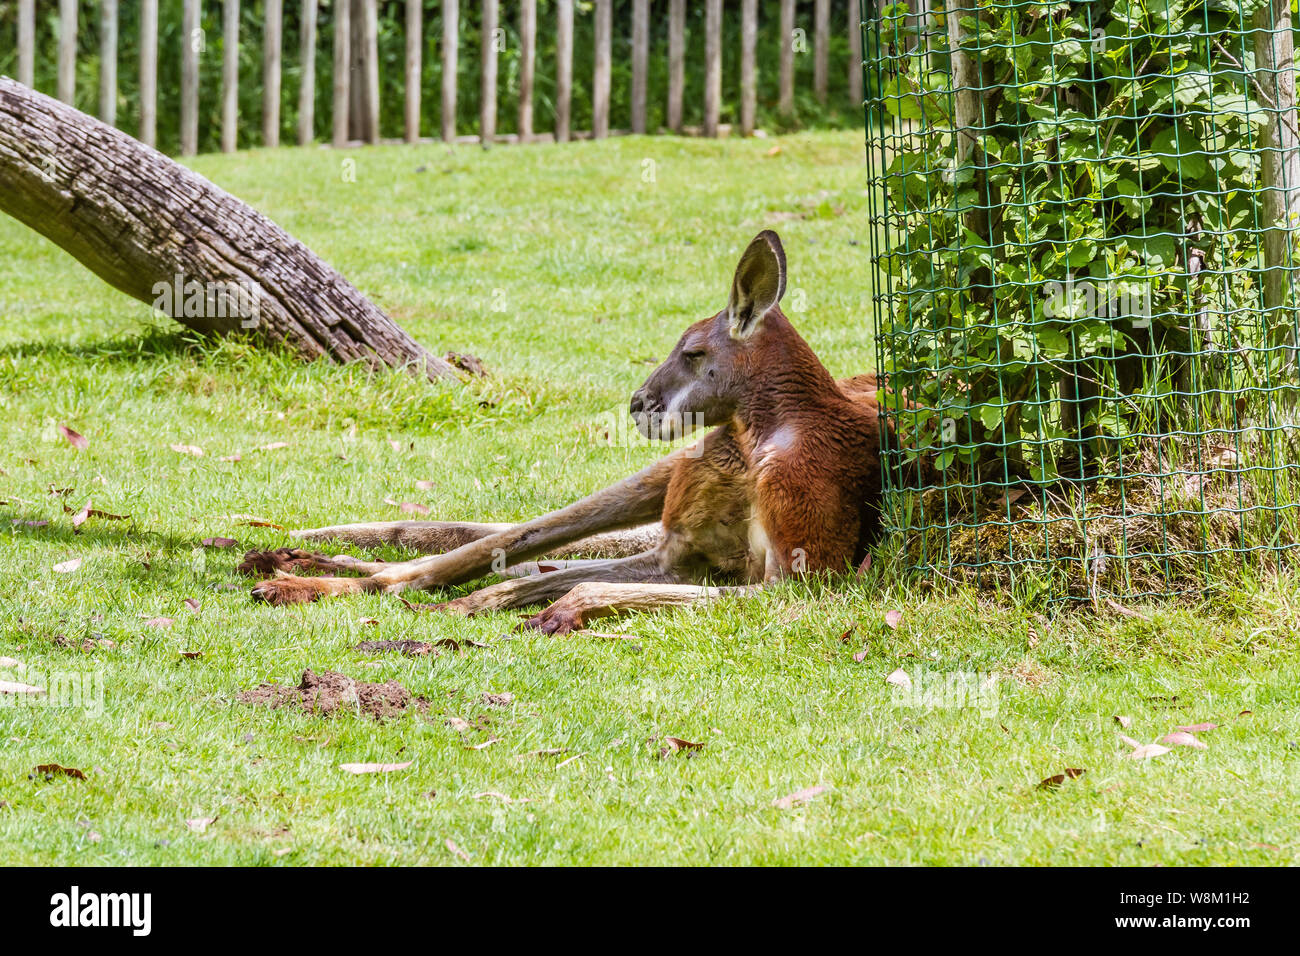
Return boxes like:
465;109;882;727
872;0;1288;482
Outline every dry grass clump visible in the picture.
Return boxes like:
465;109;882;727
901;441;1300;600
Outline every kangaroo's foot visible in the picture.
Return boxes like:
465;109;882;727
440;554;670;618
238;548;389;577
250;573;379;605
523;582;755;635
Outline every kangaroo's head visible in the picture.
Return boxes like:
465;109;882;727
631;230;790;442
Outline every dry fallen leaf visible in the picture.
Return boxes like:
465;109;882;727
218;454;242;463
773;785;826;809
184;598;201;613
884;609;904;629
259;442;290;451
0;656;24;670
1177;722;1218;733
444;716;471;732
145;617;174;629
201;537;239;549
33;763;86;780
179;651;202;660
467;737;501;751
185;816;216;834
58;424;88;450
53;557;82;573
658;737;704;757
445;838;470;862
339;761;413;774
1126;741;1172;761
415;480;436;491
853;649;870;663
0;680;44;695
856;553;872;577
886;667;912;691
1160;731;1207;750
1113;715;1133;729
170;443;205;457
1037;768;1086;790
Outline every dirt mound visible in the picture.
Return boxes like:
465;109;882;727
237;669;427;720
355;640;435;656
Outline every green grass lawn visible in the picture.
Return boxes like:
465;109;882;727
1;130;1296;865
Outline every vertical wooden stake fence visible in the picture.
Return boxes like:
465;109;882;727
519;0;536;142
741;0;757;136
779;0;794;116
16;0;34;88
139;0;158;146
299;0;318;146
814;0;829;104
440;0;457;143
58;0;76;105
405;0;421;143
222;0;239;153
704;0;721;137
593;0;611;139
556;0;573;142
99;0;118;125
332;0;351;147
180;0;199;156
667;0;684;133
263;0;282;147
631;0;648;135
480;0;498;144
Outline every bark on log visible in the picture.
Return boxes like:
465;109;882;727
0;78;457;380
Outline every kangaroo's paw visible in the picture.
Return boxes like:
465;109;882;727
522;602;586;635
238;548;386;577
250;573;371;605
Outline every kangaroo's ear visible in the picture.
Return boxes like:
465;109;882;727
727;230;786;339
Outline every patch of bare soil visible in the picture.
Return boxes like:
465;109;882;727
355;640;435;656
237;669;429;720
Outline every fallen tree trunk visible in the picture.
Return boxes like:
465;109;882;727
0;76;456;380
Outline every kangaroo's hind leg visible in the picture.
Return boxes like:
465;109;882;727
438;551;677;617
249;448;683;605
523;581;757;635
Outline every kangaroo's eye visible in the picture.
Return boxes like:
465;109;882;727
682;350;706;363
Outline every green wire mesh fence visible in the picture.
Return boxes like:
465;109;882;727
863;0;1300;602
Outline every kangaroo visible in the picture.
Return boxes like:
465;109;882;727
246;230;885;633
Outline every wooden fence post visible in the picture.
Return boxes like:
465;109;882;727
632;0;648;134
441;0;457;142
556;0;573;141
779;0;794;116
850;0;863;115
140;0;158;146
1254;0;1300;335
332;0;350;147
264;0;282;146
363;0;379;142
299;0;318;145
480;0;498;145
593;0;611;139
222;0;239;153
16;0;34;88
814;0;828;104
181;0;199;156
519;0;536;141
703;0;721;137
740;0;756;136
667;0;684;133
99;0;118;125
405;0;421;143
58;0;76;105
